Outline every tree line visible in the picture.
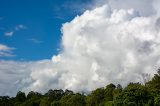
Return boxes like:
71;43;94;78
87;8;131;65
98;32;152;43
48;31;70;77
0;70;160;106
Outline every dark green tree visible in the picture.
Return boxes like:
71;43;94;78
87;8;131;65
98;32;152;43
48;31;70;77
27;91;42;99
115;83;150;106
45;89;64;102
67;93;86;106
51;101;61;106
0;96;10;106
86;87;105;106
64;89;73;95
60;94;73;106
15;91;26;103
146;69;160;106
39;97;50;106
104;83;116;102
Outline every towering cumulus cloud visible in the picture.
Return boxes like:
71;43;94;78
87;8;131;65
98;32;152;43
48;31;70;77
1;0;160;96
51;2;160;91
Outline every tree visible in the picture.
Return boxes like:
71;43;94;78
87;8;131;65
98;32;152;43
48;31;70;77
67;93;86;106
60;94;73;106
20;98;40;106
0;96;10;106
104;83;116;102
146;69;160;105
64;89;73;95
15;91;26;102
39;97;50;106
45;89;64;102
146;69;160;90
115;83;150;106
86;87;105;106
20;91;41;106
113;84;123;99
51;101;61;106
27;91;42;99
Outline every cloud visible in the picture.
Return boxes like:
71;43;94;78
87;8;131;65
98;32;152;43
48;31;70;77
4;31;14;37
4;24;27;37
1;0;160;96
15;24;27;31
92;0;156;16
0;44;15;57
51;4;160;91
0;60;54;96
27;38;43;44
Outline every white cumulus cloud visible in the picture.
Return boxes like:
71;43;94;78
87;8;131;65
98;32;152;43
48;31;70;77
52;3;160;91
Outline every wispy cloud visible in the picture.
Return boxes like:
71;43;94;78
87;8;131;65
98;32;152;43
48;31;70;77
27;38;43;44
4;24;27;37
15;24;27;31
4;31;14;37
54;16;65;20
0;44;15;57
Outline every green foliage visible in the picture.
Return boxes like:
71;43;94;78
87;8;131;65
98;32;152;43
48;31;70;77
67;93;86;106
115;83;150;106
27;91;42;99
86;87;105;106
113;84;122;100
15;91;26;103
146;69;160;93
20;98;40;106
39;97;50;106
113;99;123;106
45;89;64;102
64;89;74;95
59;94;73;106
104;101;114;106
0;96;10;106
51;101;61;106
105;83;116;101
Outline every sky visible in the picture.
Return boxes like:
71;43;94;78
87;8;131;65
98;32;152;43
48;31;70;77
0;0;92;60
1;0;160;96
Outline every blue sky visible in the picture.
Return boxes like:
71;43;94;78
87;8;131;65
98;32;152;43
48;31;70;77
0;0;92;61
